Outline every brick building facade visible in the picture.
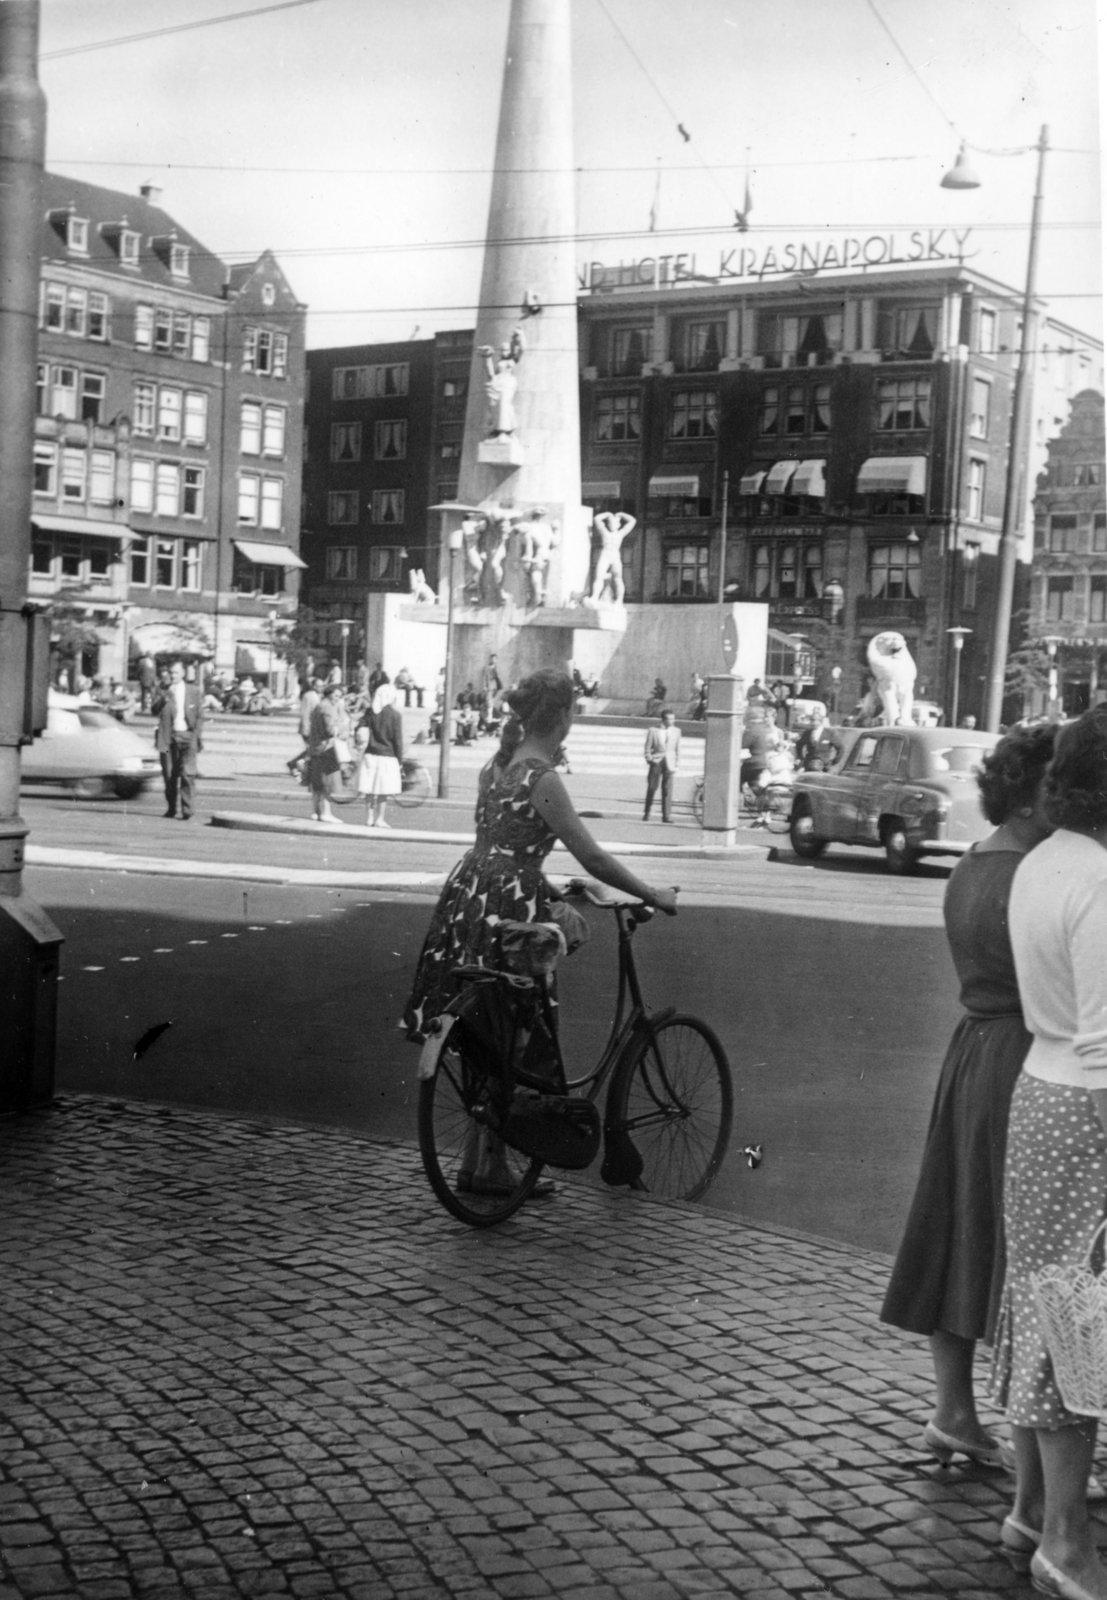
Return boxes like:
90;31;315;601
28;174;306;686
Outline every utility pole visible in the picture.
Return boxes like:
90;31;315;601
0;0;63;1110
984;125;1049;730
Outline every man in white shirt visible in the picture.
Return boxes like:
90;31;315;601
643;709;681;823
152;661;204;820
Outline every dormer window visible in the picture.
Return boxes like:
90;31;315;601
67;216;89;254
100;220;142;268
169;243;190;279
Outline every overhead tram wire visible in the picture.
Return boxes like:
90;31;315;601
46;150;1101;176
40;0;325;61
592;0;741;221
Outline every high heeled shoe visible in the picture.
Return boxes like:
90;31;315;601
1030;1549;1107;1600
1002;1513;1042;1553
923;1421;1005;1468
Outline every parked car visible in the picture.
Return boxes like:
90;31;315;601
22;693;162;800
788;723;999;873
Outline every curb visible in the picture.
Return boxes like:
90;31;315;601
209;809;765;859
25;844;446;890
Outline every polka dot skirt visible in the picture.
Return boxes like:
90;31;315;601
991;1073;1107;1429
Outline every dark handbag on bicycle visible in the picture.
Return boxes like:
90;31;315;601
500;1088;602;1170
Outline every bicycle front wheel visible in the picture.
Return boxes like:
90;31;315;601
609;1016;733;1202
396;760;431;808
692;781;704;825
417;1041;543;1227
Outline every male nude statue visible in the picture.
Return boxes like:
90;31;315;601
590;510;636;604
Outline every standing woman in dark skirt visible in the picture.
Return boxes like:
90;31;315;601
881;725;1057;1465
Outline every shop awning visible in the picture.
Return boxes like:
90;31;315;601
791;459;827;497
129;621;214;659
764;461;798;495
856;456;928;496
582;481;622;500
738;469;766;496
33;513;134;542
648;474;701;497
233;539;307;569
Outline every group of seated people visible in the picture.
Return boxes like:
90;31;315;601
427;683;505;746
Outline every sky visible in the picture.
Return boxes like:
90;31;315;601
37;0;1105;350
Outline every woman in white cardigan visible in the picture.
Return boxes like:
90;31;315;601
993;707;1107;1600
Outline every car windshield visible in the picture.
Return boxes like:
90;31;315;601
77;708;119;730
929;743;987;774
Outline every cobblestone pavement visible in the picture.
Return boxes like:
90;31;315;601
1;1096;1096;1600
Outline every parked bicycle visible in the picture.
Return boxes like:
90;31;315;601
690;774;790;833
416;879;739;1228
328;756;431;809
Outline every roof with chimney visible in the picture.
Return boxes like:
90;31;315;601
42;172;228;298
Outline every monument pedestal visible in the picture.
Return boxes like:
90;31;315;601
478;437;525;467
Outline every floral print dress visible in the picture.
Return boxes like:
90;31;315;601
403;757;559;1040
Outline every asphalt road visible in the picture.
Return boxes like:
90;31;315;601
27;834;958;1257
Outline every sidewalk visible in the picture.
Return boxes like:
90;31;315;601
0;1094;1067;1600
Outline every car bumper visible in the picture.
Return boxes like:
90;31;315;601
919;838;971;856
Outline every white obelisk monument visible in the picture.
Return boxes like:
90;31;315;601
454;0;589;612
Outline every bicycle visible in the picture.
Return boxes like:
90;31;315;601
417;879;737;1228
691;775;789;832
330;756;431;809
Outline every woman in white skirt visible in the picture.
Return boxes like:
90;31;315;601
992;707;1107;1599
356;679;404;828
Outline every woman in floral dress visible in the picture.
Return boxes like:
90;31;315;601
404;668;677;1041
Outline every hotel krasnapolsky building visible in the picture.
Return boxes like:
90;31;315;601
302;242;1102;720
29;173;306;686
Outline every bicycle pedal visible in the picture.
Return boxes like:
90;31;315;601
740;1144;764;1170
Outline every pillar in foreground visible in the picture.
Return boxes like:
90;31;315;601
455;0;588;607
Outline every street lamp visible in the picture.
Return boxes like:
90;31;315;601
942;127;1049;730
266;606;279;697
335;618;354;689
1044;635;1063;719
946;627;972;727
429;500;483;800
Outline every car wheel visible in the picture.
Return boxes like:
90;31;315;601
72;776;110;799
113;777;145;800
789;807;827;859
883;820;920;875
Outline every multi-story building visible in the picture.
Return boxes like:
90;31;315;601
1027;389;1106;714
301;338;436;665
577;261;1101;720
301;262;1101;716
28;174;306;685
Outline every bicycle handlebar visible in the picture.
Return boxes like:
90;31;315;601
555;877;675;919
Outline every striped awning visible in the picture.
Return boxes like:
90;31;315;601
738;469;766;496
791;459;827;497
764;461;798;495
582;480;622;499
33;513;134;543
856;456;927;496
648;474;700;497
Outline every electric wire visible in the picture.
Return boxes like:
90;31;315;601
40;0;325;61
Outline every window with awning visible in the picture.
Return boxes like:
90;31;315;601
765;461;798;495
232;539;307;569
33;513;133;542
648;474;700;497
856;457;927;497
790;460;826;498
738;469;766;496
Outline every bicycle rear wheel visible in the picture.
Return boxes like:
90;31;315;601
692;781;704;824
396;760;431;808
763;783;794;834
608;1015;732;1202
418;1040;543;1226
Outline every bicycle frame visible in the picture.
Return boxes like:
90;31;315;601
560;903;675;1104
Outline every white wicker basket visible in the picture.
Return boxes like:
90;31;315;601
1033;1217;1107;1419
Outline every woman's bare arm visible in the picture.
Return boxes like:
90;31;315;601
531;769;677;913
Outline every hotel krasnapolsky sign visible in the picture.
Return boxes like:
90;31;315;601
580;228;975;292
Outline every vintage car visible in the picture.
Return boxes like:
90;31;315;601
22;694;162;800
788;724;999;873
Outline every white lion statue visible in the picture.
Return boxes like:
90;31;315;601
862;631;917;726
